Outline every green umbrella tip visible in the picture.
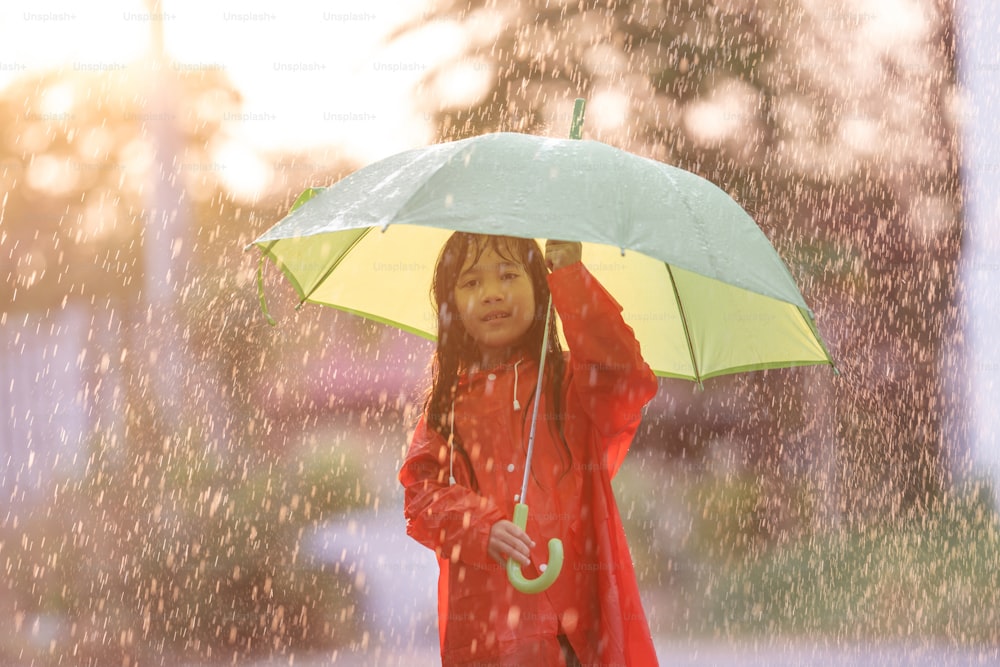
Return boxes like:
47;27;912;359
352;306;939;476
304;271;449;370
569;98;586;140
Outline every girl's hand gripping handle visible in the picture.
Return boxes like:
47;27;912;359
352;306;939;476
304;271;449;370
506;503;563;594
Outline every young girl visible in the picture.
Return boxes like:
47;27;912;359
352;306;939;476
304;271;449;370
399;233;659;666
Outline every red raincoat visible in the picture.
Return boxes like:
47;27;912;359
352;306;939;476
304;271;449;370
399;262;659;666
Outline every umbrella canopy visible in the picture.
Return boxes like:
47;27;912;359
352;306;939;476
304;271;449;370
251;131;834;383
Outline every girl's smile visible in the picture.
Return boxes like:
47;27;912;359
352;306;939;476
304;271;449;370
453;246;536;366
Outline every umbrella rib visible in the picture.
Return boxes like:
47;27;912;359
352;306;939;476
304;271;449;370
795;305;839;374
664;262;703;387
297;227;375;307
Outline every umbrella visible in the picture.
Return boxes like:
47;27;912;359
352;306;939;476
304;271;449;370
251;142;833;385
248;100;835;593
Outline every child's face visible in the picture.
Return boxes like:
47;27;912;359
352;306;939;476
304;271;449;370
453;244;536;363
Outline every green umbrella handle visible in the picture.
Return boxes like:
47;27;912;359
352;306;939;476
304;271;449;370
506;503;564;594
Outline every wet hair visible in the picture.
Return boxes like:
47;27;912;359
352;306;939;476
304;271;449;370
423;233;570;490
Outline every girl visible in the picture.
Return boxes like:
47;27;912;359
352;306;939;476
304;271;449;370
399;233;659;666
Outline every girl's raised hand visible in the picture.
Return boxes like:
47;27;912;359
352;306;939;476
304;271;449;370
488;520;536;567
545;239;582;271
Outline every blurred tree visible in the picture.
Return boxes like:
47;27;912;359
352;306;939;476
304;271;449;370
0;58;365;665
406;0;963;525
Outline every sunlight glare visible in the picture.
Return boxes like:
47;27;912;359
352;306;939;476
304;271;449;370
2;0;445;166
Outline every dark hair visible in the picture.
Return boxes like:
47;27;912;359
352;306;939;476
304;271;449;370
424;233;570;489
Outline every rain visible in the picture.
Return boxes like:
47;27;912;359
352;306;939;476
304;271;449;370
1;0;998;665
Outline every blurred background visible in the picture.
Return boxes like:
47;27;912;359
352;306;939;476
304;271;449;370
1;0;998;664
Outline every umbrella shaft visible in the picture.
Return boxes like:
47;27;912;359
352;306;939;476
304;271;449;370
519;295;553;505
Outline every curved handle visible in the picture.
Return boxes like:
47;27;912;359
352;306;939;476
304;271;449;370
506;503;563;594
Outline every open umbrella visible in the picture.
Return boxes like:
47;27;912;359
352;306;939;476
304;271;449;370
252;141;833;384
248;100;835;593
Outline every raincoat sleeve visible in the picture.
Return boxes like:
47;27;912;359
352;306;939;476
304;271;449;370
398;416;506;568
548;261;658;471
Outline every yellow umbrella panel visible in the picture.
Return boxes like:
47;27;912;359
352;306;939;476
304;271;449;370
256;224;833;384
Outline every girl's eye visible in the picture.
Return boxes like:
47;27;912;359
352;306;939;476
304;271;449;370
460;279;478;289
502;272;519;281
